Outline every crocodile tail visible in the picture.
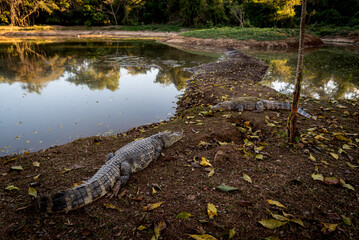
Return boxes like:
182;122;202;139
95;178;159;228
40;163;120;213
262;100;291;110
298;107;311;118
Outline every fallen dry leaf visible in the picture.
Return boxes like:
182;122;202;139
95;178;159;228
5;185;19;191
103;203;123;212
200;157;213;167
176;212;192;219
189;234;217;240
207;203;217;219
311;173;324;181
152;219;166;240
266;199;287;209
242;173;252;183
321;223;338;233
258;219;287;229
28;187;37;198
143;202;164;211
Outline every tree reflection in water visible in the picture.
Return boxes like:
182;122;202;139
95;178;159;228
247;46;359;99
0;40;219;93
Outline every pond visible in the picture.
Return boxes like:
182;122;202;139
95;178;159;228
0;40;221;156
244;46;359;100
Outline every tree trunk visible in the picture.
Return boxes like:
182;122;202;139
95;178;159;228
287;0;307;143
10;0;17;26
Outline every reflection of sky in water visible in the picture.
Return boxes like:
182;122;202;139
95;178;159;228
0;68;181;156
0;41;220;156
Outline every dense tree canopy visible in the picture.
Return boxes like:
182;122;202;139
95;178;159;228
0;0;358;27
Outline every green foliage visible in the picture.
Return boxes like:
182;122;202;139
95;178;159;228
1;0;358;28
113;24;186;32
181;27;299;41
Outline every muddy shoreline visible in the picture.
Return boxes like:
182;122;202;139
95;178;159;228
0;29;325;50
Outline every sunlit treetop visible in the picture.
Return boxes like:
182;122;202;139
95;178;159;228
254;0;302;20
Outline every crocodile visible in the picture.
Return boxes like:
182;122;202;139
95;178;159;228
211;97;311;118
39;131;183;213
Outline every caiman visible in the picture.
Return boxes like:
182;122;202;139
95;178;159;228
40;131;183;213
211;97;311;118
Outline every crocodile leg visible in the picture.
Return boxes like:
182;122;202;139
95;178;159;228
254;101;265;112
109;161;131;198
106;153;114;162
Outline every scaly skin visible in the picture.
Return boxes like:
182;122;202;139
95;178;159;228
211;97;311;118
40;131;183;213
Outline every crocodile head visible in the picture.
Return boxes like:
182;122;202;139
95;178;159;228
211;101;233;111
157;131;183;148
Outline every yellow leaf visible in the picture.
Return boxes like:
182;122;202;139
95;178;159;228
207;203;217;219
143;202;164;211
341;215;351;225
152;220;166;240
244;138;254;146
339;179;355;191
258;219;287;229
308;154;316;162
152;187;157;195
335;134;351;142
255;154;264;160
282;212;305;227
311;173;324;181
189;234;217;240
200;157;212;167
33;161;40;167
11;166;23;171
346;162;359;168
267;123;276;127
320;159;329;165
266;209;289;221
33;174;40;181
59;168;71;174
255;146;264;151
330;152;339;160
207;167;215;177
103;203;123;212
229;228;236;239
342;144;351;150
321;223;338;233
5;185;20;191
242;173;252;183
266;199;287;208
28;187;37;198
137;225;147;231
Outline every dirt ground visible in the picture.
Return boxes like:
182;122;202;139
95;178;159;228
0;34;359;240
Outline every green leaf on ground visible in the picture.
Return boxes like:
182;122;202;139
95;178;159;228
176;212;192;219
216;184;239;192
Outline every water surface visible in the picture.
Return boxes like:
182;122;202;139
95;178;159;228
244;46;359;99
0;40;221;156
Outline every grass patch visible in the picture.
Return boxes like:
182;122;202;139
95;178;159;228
180;27;300;41
0;25;54;31
106;24;188;32
311;25;359;37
